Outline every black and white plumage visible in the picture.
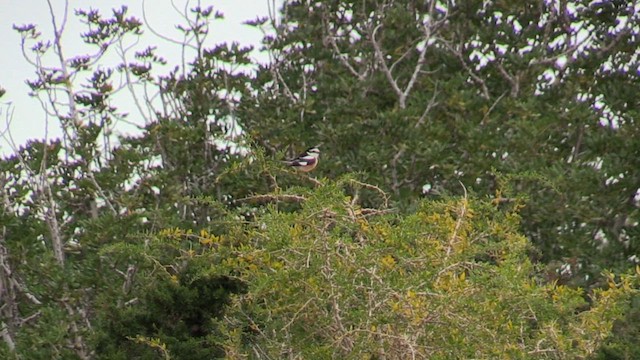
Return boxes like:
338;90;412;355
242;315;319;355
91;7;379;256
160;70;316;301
284;146;320;172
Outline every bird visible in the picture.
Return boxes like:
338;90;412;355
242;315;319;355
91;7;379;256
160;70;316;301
284;146;320;172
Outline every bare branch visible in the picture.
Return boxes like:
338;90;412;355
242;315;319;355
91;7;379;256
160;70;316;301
281;297;316;332
43;179;65;265
0;227;44;353
446;181;468;258
569;124;585;164
0;322;15;352
122;264;137;295
61;300;90;359
348;179;389;208
390;146;406;197
371;24;405;107
415;82;439;128
481;91;507;125
323;11;367;81
496;62;519;97
115;38;154;126
235;194;307;204
402;25;430;103
442;40;490;100
272;63;298;103
368;1;448;109
46;0;81;125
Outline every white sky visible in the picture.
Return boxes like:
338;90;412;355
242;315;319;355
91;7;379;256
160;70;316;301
0;0;278;156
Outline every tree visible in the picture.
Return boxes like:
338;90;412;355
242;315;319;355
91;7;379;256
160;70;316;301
240;0;640;289
219;180;637;359
1;0;639;358
237;1;640;355
1;3;252;358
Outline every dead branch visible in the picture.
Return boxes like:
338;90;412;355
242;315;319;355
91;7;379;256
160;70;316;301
446;181;468;258
61;299;90;359
306;176;323;187
360;208;396;217
85;170;117;216
348;179;389;208
281;297;316;333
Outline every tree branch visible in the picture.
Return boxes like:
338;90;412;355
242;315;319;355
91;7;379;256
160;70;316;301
371;24;406;107
235;194;306;204
446;181;468;258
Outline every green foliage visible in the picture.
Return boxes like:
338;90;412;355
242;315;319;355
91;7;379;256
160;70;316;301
2;0;640;358
94;231;247;359
217;184;636;358
595;286;640;360
239;0;640;290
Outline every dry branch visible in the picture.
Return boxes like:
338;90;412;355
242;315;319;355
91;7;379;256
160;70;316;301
235;194;307;204
446;182;468;258
348;179;389;208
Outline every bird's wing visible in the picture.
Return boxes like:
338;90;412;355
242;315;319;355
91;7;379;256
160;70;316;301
289;157;317;167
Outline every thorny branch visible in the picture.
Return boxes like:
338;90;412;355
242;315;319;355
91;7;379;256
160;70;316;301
319;217;354;354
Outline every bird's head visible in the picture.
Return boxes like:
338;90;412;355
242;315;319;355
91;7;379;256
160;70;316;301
306;146;320;157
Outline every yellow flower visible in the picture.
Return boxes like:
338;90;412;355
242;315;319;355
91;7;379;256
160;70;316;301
381;255;396;270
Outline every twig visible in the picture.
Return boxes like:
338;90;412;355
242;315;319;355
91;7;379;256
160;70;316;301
349;179;389;208
481;91;507;125
115;37;154;126
281;297;316;332
496;62;519;97
122;264;137;295
415;82;439;128
17;311;42;326
307;176;323;187
442;40;490;99
390;146;406;197
446;181;468;258
85;170;117;216
360;208;396;217
325;31;367;80
569;124;585;163
235;194;306;204
436;261;479;277
401;24;430;106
